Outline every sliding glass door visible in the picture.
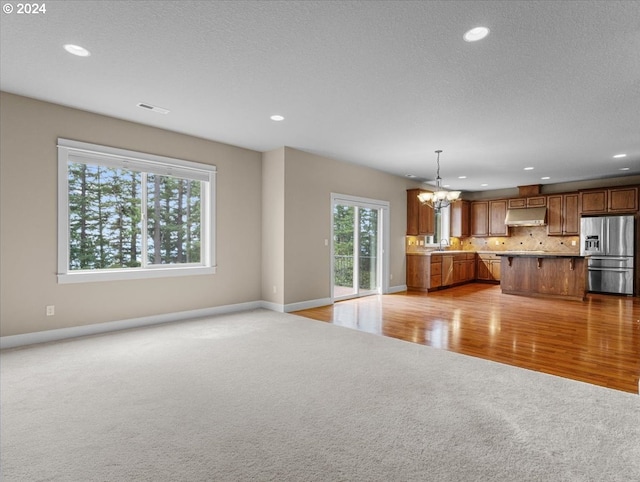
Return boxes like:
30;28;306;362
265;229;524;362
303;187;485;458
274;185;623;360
332;194;388;301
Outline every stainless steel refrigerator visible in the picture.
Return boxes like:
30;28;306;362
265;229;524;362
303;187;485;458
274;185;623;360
580;215;635;295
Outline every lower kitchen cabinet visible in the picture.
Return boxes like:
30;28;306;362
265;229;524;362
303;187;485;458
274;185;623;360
476;253;501;282
407;254;442;291
407;252;477;291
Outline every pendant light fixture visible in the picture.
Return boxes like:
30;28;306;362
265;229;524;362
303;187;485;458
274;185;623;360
417;150;461;211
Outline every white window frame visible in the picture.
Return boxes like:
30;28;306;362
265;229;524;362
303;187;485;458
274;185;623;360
57;138;217;284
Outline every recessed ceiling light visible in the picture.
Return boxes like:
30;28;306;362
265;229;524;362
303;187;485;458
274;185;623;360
619;167;630;171
541;176;551;180
463;27;490;42
458;176;467;179
480;183;488;187
406;174;416;178
613;154;627;158
524;167;535;171
137;102;170;114
63;44;91;57
270;115;285;121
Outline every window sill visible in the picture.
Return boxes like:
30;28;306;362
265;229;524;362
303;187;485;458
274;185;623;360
57;266;217;284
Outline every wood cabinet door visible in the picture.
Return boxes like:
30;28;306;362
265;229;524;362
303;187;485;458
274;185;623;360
490;260;502;281
450;200;470;238
406;189;420;235
608;187;638;213
508;198;526;208
419;203;435;235
527;196;546;207
407;189;436;235
406;255;428;289
476;256;492;280
580;190;607;214
546;195;563;235
471;201;489;237
563;193;579;235
489;200;508;236
441;255;454;286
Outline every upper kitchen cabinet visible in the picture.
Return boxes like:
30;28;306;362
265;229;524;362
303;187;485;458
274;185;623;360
489;199;509;236
507;196;546;209
450;200;470;238
407;189;435;235
470;201;489;237
580;186;639;215
547;193;579;236
470;199;509;237
609;186;639;212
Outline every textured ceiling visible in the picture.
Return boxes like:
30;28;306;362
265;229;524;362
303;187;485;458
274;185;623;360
1;0;639;192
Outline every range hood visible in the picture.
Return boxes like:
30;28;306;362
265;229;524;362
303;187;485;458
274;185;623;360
504;207;547;226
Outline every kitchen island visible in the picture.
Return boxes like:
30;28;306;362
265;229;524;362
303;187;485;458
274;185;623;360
497;252;588;301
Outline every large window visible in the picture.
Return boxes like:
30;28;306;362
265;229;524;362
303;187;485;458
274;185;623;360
57;139;216;283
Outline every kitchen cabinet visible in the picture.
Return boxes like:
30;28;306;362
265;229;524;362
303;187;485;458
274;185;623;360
408;252;476;291
489;200;509;236
406;254;428;290
476;253;501;282
470;201;489;237
453;253;476;284
547;193;579;236
450;200;470;237
407;254;441;291
609;186;638;212
471;200;508;238
580;190;607;214
507;196;546;209
580;186;639;214
499;253;587;301
407;189;435;235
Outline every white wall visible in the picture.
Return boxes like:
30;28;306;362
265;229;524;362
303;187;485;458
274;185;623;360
0;93;263;337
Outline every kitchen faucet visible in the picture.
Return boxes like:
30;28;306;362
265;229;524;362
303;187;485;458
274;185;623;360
439;238;449;251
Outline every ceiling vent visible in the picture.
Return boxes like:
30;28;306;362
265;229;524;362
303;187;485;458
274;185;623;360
137;102;170;114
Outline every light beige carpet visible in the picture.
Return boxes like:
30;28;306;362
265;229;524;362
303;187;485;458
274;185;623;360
1;309;639;481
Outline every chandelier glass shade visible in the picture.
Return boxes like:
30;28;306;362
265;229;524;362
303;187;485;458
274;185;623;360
417;150;461;211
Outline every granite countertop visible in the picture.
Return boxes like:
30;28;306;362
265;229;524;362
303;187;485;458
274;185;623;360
407;250;584;257
495;251;585;257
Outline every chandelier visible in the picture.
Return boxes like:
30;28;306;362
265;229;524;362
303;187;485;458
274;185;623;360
417;150;461;211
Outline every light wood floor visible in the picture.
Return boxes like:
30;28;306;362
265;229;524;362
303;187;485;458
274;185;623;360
293;283;640;394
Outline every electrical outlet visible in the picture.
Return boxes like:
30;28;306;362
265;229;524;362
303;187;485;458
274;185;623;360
571;240;576;246
273;285;277;294
46;305;55;316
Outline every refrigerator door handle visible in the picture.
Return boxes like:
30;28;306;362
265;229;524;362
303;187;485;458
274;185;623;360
587;268;632;273
589;257;630;261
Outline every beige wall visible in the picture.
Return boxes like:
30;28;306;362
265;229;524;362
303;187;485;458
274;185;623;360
0;93;263;337
261;148;285;305
282;148;417;306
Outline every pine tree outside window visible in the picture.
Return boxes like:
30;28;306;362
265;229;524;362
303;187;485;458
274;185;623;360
57;139;216;283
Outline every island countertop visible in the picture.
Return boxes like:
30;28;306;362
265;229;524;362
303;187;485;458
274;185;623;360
495;251;586;258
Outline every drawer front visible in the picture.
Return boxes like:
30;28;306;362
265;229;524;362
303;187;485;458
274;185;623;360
430;275;442;288
431;263;442;275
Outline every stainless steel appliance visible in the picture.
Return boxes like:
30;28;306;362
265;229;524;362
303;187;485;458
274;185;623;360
580;215;634;295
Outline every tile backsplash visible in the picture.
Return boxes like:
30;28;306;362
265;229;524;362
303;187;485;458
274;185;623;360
407;226;580;253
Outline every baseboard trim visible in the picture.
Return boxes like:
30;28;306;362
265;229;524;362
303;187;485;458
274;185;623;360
387;285;407;294
0;301;263;350
284;297;332;313
1;293;392;349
